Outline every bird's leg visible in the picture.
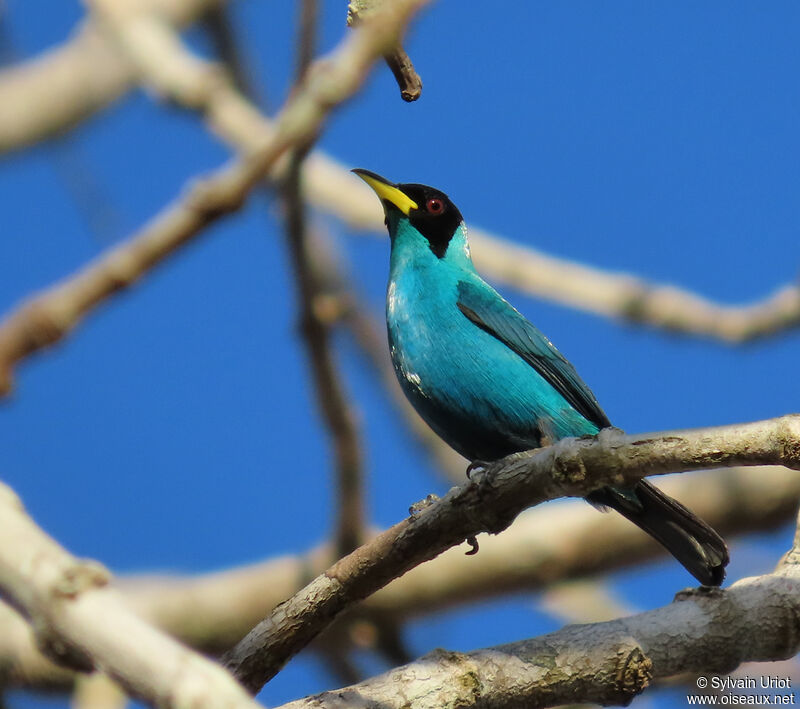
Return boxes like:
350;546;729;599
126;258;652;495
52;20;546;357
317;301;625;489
464;461;488;555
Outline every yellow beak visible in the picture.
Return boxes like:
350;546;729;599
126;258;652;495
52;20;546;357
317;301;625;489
352;169;418;216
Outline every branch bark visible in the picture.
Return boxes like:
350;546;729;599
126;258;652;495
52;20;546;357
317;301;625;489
347;0;422;101
277;569;800;708
0;482;259;709
221;415;800;694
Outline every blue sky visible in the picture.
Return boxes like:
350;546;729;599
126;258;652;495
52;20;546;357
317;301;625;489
2;2;799;707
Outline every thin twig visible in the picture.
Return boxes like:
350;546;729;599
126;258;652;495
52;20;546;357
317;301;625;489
201;0;371;555
200;3;264;104
382;46;422;101
281;0;366;557
347;0;422;101
222;415;800;693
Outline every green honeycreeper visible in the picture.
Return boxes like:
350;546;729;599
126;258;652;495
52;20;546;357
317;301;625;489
354;168;728;587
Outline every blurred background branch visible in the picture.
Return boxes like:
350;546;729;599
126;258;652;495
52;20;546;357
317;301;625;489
280;0;366;558
1;0;796;345
0;0;222;155
0;482;260;709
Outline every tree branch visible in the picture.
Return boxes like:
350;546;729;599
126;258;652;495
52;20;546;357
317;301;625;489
280;0;366;558
0;0;222;155
0;482;259;709
71;674;127;709
347;0;422;101
468;231;800;344
2;463;797;693
221;415;800;693
276;568;800;708
0;0;430;396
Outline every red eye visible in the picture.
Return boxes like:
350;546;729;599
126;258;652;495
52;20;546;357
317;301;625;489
426;198;444;215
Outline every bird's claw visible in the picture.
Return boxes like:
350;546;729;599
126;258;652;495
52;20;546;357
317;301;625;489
466;460;489;480
674;585;724;601
465;536;479;555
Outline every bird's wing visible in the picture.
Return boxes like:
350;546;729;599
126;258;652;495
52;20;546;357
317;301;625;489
456;279;611;429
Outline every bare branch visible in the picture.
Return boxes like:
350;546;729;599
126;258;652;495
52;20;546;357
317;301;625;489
278;0;366;556
0;0;430;396
71;674;127;709
382;46;422;101
277;568;800;709
347;0;422;101
222;415;800;693
0;0;221;154
276;506;800;708
2;464;797;693
0;482;260;709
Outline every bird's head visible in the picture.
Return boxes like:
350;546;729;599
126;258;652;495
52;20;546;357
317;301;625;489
353;169;466;260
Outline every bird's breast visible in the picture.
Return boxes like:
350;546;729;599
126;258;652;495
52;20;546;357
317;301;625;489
385;271;597;460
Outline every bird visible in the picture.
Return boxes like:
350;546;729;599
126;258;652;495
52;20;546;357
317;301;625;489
353;168;729;586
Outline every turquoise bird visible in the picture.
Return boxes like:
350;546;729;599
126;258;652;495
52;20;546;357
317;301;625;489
354;168;728;586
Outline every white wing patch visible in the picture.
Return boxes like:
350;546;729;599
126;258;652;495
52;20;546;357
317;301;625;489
387;280;398;317
396;358;428;399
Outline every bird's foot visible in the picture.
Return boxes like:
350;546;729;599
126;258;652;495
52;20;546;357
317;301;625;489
465;460;489;480
464;535;479;556
409;493;440;518
674;585;725;602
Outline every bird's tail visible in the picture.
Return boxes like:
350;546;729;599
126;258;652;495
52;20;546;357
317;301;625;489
587;480;729;586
